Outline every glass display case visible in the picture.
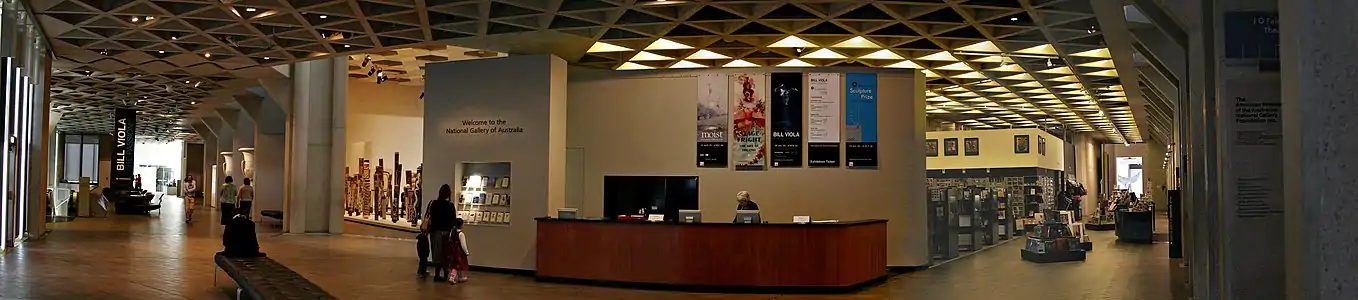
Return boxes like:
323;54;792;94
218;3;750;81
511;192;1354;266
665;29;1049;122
457;162;511;226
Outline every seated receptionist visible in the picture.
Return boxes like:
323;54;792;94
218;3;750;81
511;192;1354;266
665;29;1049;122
736;191;759;210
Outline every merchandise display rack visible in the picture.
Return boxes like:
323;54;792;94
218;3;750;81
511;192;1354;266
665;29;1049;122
1020;214;1088;263
457;162;512;227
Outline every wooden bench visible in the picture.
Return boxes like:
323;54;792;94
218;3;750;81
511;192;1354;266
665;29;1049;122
213;253;336;300
261;210;283;221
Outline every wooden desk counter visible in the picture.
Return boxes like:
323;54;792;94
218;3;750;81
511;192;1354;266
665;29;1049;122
535;218;888;289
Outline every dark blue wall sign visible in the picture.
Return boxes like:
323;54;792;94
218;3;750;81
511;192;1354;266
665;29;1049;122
1224;11;1279;60
844;73;878;169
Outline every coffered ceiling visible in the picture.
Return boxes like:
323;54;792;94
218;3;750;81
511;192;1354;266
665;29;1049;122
344;45;505;86
32;0;1143;143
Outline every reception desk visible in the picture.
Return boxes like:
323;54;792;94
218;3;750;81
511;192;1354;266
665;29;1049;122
535;218;888;290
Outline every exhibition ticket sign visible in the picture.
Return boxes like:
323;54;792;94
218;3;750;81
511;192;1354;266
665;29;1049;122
807;73;841;167
844;73;878;169
769;73;803;168
731;73;769;171
695;74;729;168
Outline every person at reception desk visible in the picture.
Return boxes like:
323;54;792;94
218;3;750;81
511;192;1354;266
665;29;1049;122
734;191;760;223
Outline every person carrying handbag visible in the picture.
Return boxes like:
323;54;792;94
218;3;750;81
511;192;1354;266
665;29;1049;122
419;184;457;282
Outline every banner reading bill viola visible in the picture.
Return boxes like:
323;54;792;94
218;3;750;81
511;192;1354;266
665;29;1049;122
111;108;138;189
696;74;729;168
844;73;878;169
806;73;841;167
769;73;803;168
730;73;768;171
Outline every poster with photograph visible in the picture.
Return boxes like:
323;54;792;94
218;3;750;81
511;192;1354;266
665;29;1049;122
944;138;959;156
964;138;980;156
696;74;729;168
1038;136;1047;155
807;73;841;167
731;73;769;171
1015;135;1030;153
844;73;878;169
769;73;803;168
925;139;939;157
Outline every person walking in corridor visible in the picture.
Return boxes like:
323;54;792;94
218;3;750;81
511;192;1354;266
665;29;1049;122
237;178;255;220
183;175;198;223
218;176;238;225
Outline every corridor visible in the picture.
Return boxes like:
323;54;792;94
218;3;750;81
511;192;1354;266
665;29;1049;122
0;197;1186;299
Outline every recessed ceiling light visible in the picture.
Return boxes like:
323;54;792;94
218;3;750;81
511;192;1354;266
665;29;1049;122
131;16;140;22
319;15;328;19
1011;16;1019;21
146;16;155;21
343;45;350;48
264;57;271;60
171;36;178;40
245;8;257;12
158;50;165;54
204;53;212;58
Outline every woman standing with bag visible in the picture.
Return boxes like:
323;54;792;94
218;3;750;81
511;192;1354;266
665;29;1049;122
419;184;458;282
183;175;198;223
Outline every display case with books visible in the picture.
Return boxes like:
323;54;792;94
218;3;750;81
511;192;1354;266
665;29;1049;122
457;162;512;227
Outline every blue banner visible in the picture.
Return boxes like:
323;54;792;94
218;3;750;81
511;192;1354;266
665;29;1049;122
844;73;878;168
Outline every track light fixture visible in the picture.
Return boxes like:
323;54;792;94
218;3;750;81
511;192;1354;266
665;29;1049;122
367;67;376;77
419;92;424;99
1046;58;1054;67
99;49;109;56
361;55;371;67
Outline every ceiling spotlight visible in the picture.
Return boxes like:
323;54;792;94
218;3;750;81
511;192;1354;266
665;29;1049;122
204;52;212;58
146;16;156;21
264;57;271;60
1087;25;1098;34
1046;58;1054;67
193;81;202;88
185;80;191;84
343;44;351;48
245;8;257;12
158;50;166;54
171;36;179;40
319;15;328;19
367;67;376;77
361;55;371;67
99;49;109;56
131;16;140;22
190;101;197;105
376;70;385;78
1010;16;1019;21
419;92;424;99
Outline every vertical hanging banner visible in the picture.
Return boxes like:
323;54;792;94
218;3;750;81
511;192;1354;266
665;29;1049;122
111;108;138;189
696;74;729;168
844;73;878;169
730;73;768;171
806;73;841;167
769;73;803;168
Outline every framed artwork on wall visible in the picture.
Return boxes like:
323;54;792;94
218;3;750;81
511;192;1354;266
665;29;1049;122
1015;135;1030;153
1038;136;1047;155
964;138;979;156
944;138;959;156
925;139;939;157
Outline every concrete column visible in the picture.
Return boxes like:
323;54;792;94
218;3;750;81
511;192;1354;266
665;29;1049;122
285;57;346;234
235;93;287;220
192;122;217;207
1280;0;1358;299
233;111;255;181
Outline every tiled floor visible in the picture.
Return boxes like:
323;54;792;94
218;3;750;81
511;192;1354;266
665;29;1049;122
0;196;1189;299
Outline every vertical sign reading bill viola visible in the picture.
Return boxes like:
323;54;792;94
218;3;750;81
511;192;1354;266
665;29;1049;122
844;73;878;169
806;73;841;167
696;74;729;168
769;73;803;168
111;108;137;189
731;73;768;171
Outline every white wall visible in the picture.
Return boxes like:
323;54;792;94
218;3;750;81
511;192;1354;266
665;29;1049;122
423;55;567;271
133;141;184;192
347;79;423;171
926;128;1064;171
567;67;929;267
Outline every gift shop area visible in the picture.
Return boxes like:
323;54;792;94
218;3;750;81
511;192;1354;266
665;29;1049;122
13;0;1344;299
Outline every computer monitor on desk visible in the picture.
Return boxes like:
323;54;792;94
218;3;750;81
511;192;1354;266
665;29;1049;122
678;210;702;223
735;210;761;224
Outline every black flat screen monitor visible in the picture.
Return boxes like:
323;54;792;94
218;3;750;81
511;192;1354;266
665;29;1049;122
603;176;699;221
